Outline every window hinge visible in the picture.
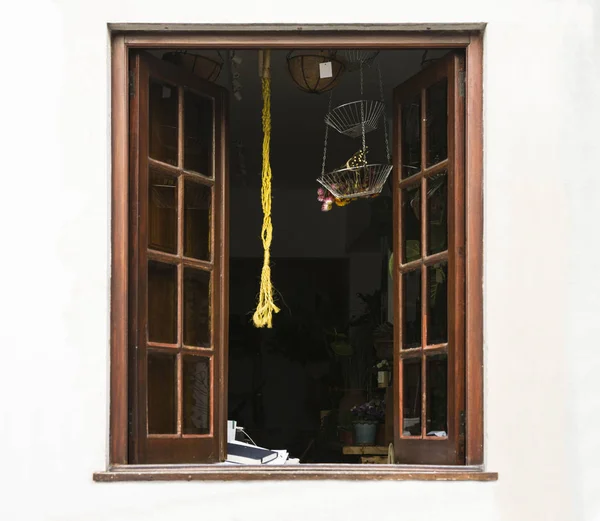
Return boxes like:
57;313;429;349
458;70;465;97
129;70;134;98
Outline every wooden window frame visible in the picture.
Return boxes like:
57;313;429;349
98;24;491;481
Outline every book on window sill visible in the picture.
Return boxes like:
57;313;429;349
226;441;279;464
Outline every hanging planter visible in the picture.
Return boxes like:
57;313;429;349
286;50;345;94
162;51;224;82
325;99;385;138
318;163;393;200
341;49;380;71
316;61;392;208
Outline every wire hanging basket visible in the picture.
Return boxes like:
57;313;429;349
162;51;224;82
341;50;380;71
324;99;385;138
317;163;393;200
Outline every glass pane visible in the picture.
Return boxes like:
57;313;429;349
147;352;176;434
427;171;448;255
183;267;211;347
402;357;422;436
402;269;421;349
184;179;212;260
148;261;177;344
184;90;214;176
149;79;178;166
402;185;421;263
149;168;178;253
426;353;448;436
401;95;421;178
427;262;448;345
183;355;211;434
426;79;448;167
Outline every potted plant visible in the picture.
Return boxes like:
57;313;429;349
350;399;385;445
374;360;391;388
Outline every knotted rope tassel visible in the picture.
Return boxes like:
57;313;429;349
252;50;280;328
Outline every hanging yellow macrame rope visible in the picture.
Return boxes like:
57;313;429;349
252;50;280;328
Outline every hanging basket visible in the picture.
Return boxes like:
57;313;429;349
286;50;345;94
325;100;385;138
341;50;380;71
317;164;393;200
162;51;224;82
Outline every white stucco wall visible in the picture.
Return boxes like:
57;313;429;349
1;1;599;520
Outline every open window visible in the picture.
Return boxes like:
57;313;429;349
106;28;486;479
393;52;465;465
128;52;228;463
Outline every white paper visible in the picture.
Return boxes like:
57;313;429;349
319;61;333;79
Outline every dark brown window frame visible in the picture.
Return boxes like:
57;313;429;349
97;24;492;482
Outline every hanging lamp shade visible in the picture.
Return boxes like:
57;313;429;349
162;51;224;82
286;50;345;94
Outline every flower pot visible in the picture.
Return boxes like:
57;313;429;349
353;422;377;445
339;389;366;428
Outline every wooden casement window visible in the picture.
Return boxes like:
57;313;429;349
392;52;465;465
104;29;487;479
128;52;228;463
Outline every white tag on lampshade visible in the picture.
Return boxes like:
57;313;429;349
319;61;333;79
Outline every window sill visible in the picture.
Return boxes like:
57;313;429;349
94;464;498;482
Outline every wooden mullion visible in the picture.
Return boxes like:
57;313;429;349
217;87;231;461
176;163;184;439
423;159;449;179
420;352;426;438
178;86;184;169
148;249;214;271
147;341;179;350
445;52;466;462
424;342;449;353
419;85;428;439
181;345;214;354
148;157;183;177
182;258;213;272
176;352;183;436
399;346;421;358
423;250;448;267
182;170;215;186
392;91;403;449
136;54;152;463
400;250;448;273
398;160;450;191
400;344;448;360
398;172;422;189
